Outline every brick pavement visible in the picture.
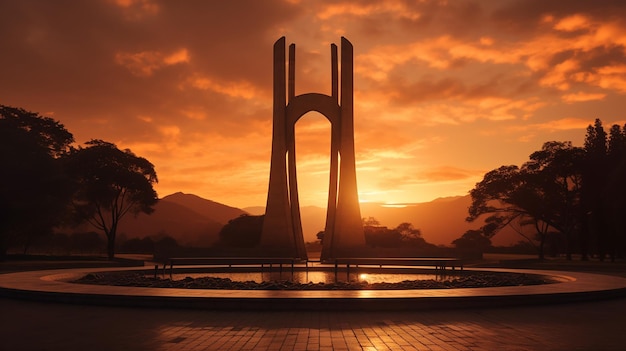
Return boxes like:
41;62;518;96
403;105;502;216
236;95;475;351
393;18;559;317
1;297;625;351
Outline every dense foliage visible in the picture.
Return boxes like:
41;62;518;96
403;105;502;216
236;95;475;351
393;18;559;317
218;214;264;248
0;105;158;260
467;119;626;260
452;230;492;251
363;219;436;249
0;105;75;259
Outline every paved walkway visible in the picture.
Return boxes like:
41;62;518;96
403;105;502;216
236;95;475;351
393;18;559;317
2;261;626;350
2;296;626;351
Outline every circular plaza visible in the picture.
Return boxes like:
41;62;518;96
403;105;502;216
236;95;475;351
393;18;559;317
1;263;625;311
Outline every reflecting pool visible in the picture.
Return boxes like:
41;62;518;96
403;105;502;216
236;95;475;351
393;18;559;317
165;271;457;284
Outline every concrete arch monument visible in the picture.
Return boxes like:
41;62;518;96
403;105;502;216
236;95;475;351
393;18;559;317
260;37;365;261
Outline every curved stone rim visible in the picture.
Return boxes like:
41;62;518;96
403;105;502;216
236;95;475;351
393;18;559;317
1;266;625;311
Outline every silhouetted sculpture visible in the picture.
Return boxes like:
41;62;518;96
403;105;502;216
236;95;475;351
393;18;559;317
260;37;365;261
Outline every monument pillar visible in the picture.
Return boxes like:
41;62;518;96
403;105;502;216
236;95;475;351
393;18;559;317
260;37;365;260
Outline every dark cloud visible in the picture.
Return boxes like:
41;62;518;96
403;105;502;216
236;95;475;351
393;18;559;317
387;0;495;43
380;71;530;106
572;46;626;73
0;0;300;142
492;0;626;34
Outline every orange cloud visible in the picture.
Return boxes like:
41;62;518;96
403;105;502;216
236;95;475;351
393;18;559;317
115;48;189;76
554;14;592;32
358;87;545;126
580;64;626;92
538;59;579;90
479;37;495;46
110;0;159;20
180;108;207;121
562;92;607;102
121;129;272;207
356;14;626;100
137;115;153;123
511;118;594;133
317;1;421;21
163;49;190;65
185;75;262;99
421;166;483;182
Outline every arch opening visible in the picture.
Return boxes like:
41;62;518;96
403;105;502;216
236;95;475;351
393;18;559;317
294;111;331;259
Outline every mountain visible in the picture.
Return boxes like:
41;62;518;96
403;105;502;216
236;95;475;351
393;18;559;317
359;196;467;245
66;192;248;247
246;195;522;246
162;192;247;224
117;200;224;247
66;192;521;249
362;196;521;246
242;206;265;216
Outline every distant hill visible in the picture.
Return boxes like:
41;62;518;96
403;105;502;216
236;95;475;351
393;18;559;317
244;196;523;246
64;192;523;248
65;192;248;248
162;192;246;224
242;206;265;216
117;199;224;247
362;196;521;246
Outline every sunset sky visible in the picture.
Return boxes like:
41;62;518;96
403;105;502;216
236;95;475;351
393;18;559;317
2;0;626;209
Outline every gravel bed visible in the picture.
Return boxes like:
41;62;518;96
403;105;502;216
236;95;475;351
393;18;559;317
73;271;559;290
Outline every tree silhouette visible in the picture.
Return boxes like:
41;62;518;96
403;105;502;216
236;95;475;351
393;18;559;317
362;219;431;248
453;230;492;251
523;141;584;259
218;214;264;248
468;142;584;259
581;120;626;261
395;222;426;246
606;124;626;260
580;119;608;260
364;225;403;248
67;140;158;259
0;105;74;259
468;120;626;260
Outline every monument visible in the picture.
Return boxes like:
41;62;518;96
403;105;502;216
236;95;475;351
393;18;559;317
260;37;365;261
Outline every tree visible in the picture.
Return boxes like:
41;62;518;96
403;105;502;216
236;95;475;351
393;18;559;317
605;124;626;260
467;165;533;238
364;226;403;248
468;121;626;260
467;142;584;259
362;217;381;227
316;230;325;243
395;222;428;247
523;141;584;259
0;105;74;259
218;214;264;248
67;140;158;259
579;120;626;261
580;119;608;260
362;219;432;248
453;230;492;251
